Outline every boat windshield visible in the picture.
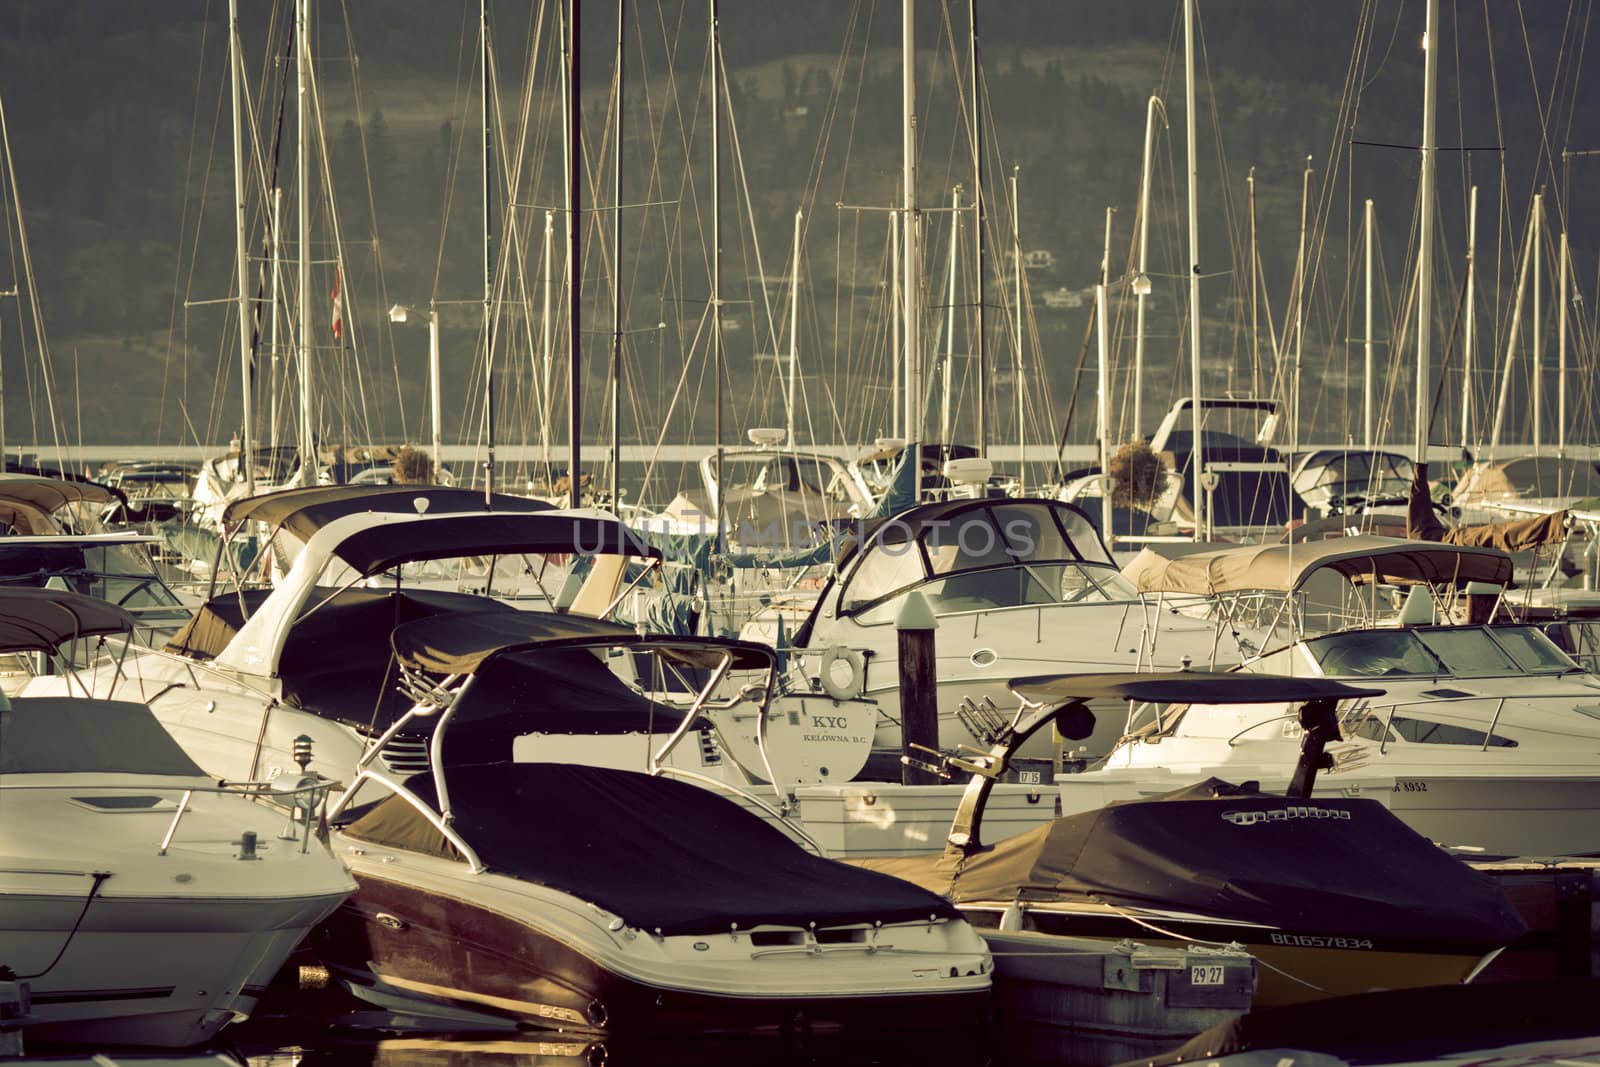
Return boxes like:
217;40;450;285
852;562;1137;625
839;501;1125;621
1305;625;1579;679
715;453;857;502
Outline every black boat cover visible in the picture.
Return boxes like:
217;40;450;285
2;696;207;777
332;513;662;574
0;588;135;653
865;781;1525;947
342;762;962;935
394;612;774;677
223;485;552;537
443;644;708;745
276;588;519;729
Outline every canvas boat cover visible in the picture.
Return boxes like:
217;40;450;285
1454;456;1600;505
392;611;773;678
391;610;636;675
341;762;961;936
0;587;135;653
0;473;118;509
1407;462;1570;553
223;485;552;539
1122;535;1513;597
863;782;1525;949
331;513;661;575
1;696;207;778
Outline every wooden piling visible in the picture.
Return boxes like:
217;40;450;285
897;590;941;785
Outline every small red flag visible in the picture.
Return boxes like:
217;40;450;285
330;268;343;341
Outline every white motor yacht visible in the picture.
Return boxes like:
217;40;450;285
0;589;354;1048
24;509;668;790
1066;536;1600;857
793;497;1249;760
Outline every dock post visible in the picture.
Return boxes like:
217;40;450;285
897;590;941;785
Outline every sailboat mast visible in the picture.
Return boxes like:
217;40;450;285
296;0;314;485
891;209;901;440
1183;0;1204;539
1011;166;1022;494
566;0;582;507
1460;185;1476;453
1247;166;1258;399
711;0;724;540
229;0;255;497
1488;211;1535;459
941;186;959;445
270;187;282;449
1532;192;1543;456
540;212;553;472
1414;0;1438;464
1559;228;1569;456
1292;156;1310;452
609;0;624;506
1134;96;1161;441
1363;198;1374;451
902;0;921;494
481;0;495;502
788;208;801;448
969;0;984;456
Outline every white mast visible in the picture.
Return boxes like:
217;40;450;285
1363;198;1374;451
608;0;624;505
566;0;582;508
1532;191;1543;456
890;208;901;440
1183;0;1204;539
541;209;554;471
787;207;801;448
1096;282;1112;543
1011;166;1023;494
1558;228;1569;456
711;0;724;534
1460;185;1476;454
1414;0;1438;465
481;0;495;502
295;0;314;485
969;0;985;456
1488;214;1536;459
269;187;282;449
902;0;921;491
1133;96;1162;441
941;185;960;445
229;0;255;497
1248;166;1260;396
1292;156;1311;451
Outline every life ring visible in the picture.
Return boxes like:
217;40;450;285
818;645;865;701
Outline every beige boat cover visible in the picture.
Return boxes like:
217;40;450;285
1122;534;1512;596
1453;456;1600;504
1408;463;1570;552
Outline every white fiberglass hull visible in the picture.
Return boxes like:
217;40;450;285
1;892;345;1047
807;600;1241;761
1;778;355;1048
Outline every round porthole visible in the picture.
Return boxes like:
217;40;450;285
970;648;998;668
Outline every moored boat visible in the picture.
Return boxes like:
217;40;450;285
0;588;354;1048
314;630;991;1051
864;672;1528;1007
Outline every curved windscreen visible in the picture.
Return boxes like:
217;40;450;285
839;500;1113;616
1305;625;1579;679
